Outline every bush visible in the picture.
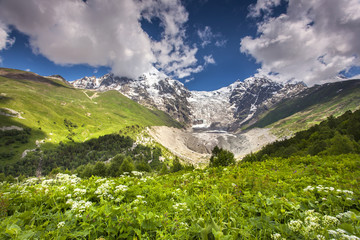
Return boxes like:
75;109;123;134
120;157;135;173
209;146;235;167
171;157;183;173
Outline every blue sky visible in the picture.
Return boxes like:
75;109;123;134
0;0;359;91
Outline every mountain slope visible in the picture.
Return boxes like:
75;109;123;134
248;79;360;135
0;68;181;163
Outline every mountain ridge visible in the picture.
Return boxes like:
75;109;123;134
72;71;308;131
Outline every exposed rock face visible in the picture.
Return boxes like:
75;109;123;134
72;70;306;131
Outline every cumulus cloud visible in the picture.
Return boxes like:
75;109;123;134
0;0;202;79
241;0;360;85
204;55;215;65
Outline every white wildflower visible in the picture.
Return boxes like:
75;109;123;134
323;215;340;226
73;188;86;197
114;185;128;193
303;186;314;191
317;234;325;240
336;229;347;234
288;219;303;232
173;202;187;211
304;221;320;233
271;233;282;240
343;190;354;195
336;211;356;221
131;171;143;177
95;180;114;200
66;199;92;213
305;210;315;216
57;221;65;228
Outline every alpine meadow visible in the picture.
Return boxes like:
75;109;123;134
1;0;360;239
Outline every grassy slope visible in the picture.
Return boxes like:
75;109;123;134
0;68;181;163
249;79;360;136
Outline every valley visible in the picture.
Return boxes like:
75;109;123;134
148;126;277;165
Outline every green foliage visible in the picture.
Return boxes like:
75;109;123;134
244;110;360;161
170;157;183;173
119;157;135;173
0;154;359;239
93;162;107;177
209;146;235;167
1;133;168;177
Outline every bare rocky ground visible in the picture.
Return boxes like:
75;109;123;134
148;126;278;165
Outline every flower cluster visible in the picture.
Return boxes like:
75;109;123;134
336;211;357;222
271;233;285;240
173;202;188;211
132;195;147;205
73;188;87;197
322;215;340;227
114;185;128;193
57;221;65;229
66;199;92;217
303;185;353;195
287;209;356;239
95;180;114;200
288;219;303;232
131;171;143;177
328;229;360;240
55;173;81;185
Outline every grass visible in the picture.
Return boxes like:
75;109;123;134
0;154;359;239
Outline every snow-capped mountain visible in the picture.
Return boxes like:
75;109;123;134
72;70;306;131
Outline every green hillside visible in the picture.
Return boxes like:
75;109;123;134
249;80;360;136
243;109;360;161
0;68;181;164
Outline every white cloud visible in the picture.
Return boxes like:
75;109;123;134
0;21;15;51
241;0;360;86
215;39;227;47
204;55;215;65
197;26;227;48
185;77;194;83
247;0;282;18
0;0;202;79
25;68;31;72
197;26;212;48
